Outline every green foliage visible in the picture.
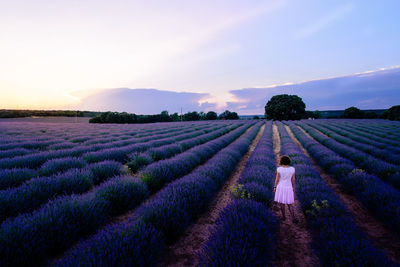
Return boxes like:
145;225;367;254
127;154;153;173
230;184;252;200
351;168;365;175
218;110;239;120
0;109;96;118
170;112;180;121
264;94;306;120
381;105;400;121
183;111;201;121
89;109;242;123
305;199;330;219
313;110;321;119
205;111;218;120
304;110;321;119
343;107;364;118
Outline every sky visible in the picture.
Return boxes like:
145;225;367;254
1;0;399;113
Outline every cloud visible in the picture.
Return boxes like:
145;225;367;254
72;88;216;114
295;3;354;39
228;66;400;114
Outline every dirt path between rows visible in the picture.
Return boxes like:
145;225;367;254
293;125;400;263
270;123;319;267
159;124;265;267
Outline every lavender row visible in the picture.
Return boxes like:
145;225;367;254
0;122;254;266
52;122;263;266
0;175;149;267
126;123;240;172
0;124;238;221
79;122;216;148
307;121;400;165
0;168;38;190
0;121;213;158
276;122;394;266
320;121;400;152
198;122;279;266
288;122;400;236
138;122;254;192
237;121;276;199
0;148;38;160
0;156;89;190
0;122;206;162
296;122;400;189
342;120;400;139
83;125;239;163
0;140;59;151
0;123;228;169
0;160;122;223
0;121;190;150
324;121;400;148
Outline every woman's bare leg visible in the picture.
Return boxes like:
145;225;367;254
280;203;286;220
287;204;298;223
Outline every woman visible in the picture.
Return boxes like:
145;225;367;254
273;155;297;223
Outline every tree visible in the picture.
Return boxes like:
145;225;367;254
183;111;201;121
343;107;364;118
205;111;218;120
218;110;239;120
264;94;306;120
253;115;260;120
170;112;180;121
304;111;314;119
382;105;400;121
313;110;321;119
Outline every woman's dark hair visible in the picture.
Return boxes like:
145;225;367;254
280;155;291;165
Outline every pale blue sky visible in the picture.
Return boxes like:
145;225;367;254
0;0;399;111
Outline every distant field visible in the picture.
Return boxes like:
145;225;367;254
0;119;399;266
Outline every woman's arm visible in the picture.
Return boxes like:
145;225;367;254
273;171;280;192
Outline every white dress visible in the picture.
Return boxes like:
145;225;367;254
274;166;295;204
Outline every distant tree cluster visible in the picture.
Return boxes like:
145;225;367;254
0;109;98;118
380;105;400;121
264;94;398;121
218;110;239;120
343;106;399;120
89;110;239;123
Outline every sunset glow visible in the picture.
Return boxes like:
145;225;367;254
1;0;399;112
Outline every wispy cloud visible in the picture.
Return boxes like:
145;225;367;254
295;3;354;39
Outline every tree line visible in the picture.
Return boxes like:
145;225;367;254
0;109;100;118
264;94;399;121
89;110;240;123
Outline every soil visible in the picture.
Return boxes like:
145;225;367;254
291;125;400;263
270;123;320;267
158;124;265;267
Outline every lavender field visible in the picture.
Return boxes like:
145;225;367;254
0;119;399;266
